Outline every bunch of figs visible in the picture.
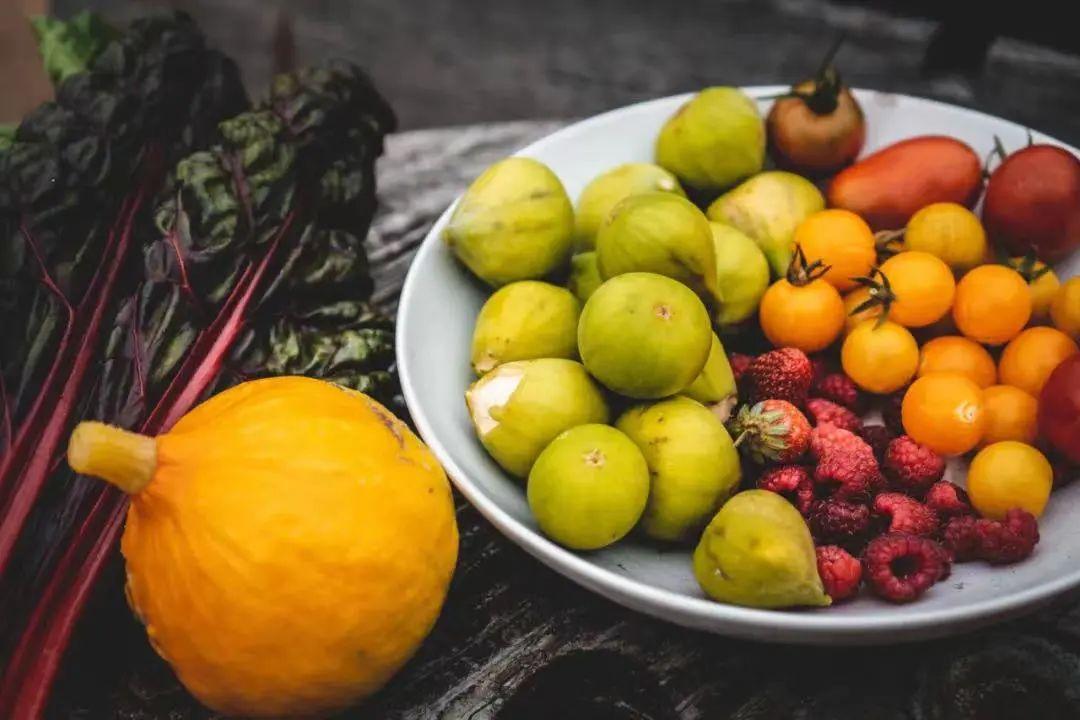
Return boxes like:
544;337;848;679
446;86;833;610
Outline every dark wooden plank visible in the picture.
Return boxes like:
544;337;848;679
52;0;1080;143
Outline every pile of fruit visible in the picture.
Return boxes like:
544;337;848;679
445;52;1080;609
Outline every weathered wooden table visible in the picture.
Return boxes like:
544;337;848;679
48;117;1080;719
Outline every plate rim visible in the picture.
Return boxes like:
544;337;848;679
396;87;1080;644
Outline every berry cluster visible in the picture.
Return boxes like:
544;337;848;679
737;347;1042;604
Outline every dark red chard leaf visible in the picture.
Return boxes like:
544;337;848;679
0;13;247;586
0;13;245;716
0;60;396;718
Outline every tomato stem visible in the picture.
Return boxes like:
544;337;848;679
786;244;831;286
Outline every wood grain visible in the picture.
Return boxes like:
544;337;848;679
51;0;1080;143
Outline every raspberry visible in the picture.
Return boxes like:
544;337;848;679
747;348;813;406
882;388;906;436
858;424;895;462
863;534;950;603
868;469;889;495
806;398;863;433
883;436;945;496
983;509;1040;565
924;482;972;519
810;425;880;503
872;493;940;537
815;460;874;503
942;510;1040;564
757;465;814;515
809;354;832;384
729;353;755;385
942;515;983;561
816;545;862;601
813;372;863;412
937;547;954;581
808;499;869;544
810;423;860;459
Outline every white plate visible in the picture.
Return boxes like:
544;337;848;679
397;88;1080;644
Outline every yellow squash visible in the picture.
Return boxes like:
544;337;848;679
68;377;458;718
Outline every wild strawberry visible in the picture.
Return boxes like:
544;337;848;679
858;424;895;462
924;482;972;519
816;545;862;601
746;348;813;406
863;534;950;603
729;353;755;385
757;465;814;514
808;499;870;544
813;372;863;411
728;400;811;465
883;436;945;496
806;398;863;433
810;425;879;503
872;493;939;537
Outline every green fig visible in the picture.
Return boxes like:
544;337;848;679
527;424;650;550
466;359;608;477
693;490;830;608
471;281;581;375
655;87;765;193
706;170;824;277
444;157;574;287
682;333;738;413
574;163;685;250
617;396;741;542
596;192;717;299
578;273;711;399
567;251;603;303
709;222;771;327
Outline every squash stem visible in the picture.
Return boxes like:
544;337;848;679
67;422;157;494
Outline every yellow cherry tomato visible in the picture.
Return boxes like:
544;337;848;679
980;384;1039;446
967;441;1052;519
759;277;845;353
953;264;1032;345
998;326;1079;398
901;372;985;456
843;286;882;336
904;202;988;272
1051;277;1080;338
878;251;956;328
917;335;997;388
1006;257;1061;321
793;209;876;292
841;319;919;394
